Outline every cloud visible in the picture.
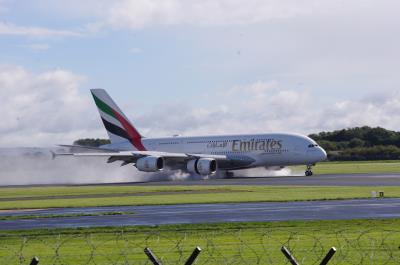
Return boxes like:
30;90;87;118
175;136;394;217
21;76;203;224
27;0;360;31
0;65;103;147
0;22;81;37
133;80;400;137
104;0;346;29
135;81;312;136
316;96;400;131
22;43;50;51
1;68;399;148
129;47;143;54
88;0;400;31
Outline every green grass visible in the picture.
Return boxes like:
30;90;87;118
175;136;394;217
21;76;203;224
0;186;240;199
1;219;400;264
311;160;400;174
0;185;398;210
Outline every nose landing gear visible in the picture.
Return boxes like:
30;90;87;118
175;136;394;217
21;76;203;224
305;165;313;176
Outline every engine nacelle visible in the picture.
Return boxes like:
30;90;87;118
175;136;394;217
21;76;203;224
136;156;164;172
187;158;217;175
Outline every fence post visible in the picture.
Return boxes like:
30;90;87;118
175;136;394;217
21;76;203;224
29;257;39;265
319;247;337;265
185;247;202;265
281;246;299;265
144;247;162;265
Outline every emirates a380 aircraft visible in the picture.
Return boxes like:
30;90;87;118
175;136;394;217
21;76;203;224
57;89;327;177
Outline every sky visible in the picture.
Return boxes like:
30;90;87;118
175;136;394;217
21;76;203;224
1;0;400;147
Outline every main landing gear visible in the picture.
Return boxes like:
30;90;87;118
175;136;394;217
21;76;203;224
220;171;234;178
305;165;313;176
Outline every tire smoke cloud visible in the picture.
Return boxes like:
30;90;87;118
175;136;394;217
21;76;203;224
0;148;301;186
0;148;172;185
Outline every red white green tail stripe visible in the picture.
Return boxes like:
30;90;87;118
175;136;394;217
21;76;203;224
90;89;146;151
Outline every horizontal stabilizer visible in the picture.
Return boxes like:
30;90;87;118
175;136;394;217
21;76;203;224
58;145;119;152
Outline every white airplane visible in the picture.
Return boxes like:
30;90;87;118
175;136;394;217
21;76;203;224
57;89;327;177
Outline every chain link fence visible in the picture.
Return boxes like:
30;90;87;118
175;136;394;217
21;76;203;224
0;226;399;264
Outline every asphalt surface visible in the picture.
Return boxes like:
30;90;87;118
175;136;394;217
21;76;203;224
1;198;400;230
3;173;400;188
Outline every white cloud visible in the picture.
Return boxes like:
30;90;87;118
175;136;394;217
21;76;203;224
134;81;400;137
33;0;111;19
1;70;399;148
228;80;277;97
129;47;143;54
0;65;103;147
105;0;315;29
0;22;81;37
316;96;400;131
87;0;400;31
22;43;50;51
26;0;366;31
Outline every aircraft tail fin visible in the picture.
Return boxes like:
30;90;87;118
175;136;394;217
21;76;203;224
90;89;146;151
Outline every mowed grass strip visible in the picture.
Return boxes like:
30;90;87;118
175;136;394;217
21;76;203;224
1;219;400;264
0;186;238;199
312;160;400;174
0;186;399;210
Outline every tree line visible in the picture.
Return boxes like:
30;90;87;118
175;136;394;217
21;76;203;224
309;126;400;161
73;126;400;161
73;138;111;147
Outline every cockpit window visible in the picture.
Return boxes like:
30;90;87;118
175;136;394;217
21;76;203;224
308;144;318;148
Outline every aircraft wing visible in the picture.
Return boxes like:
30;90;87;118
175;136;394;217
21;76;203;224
58;144;119;152
53;150;228;166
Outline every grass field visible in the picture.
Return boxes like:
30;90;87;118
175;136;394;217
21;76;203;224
311;160;400;174
1;219;399;264
0;185;398;210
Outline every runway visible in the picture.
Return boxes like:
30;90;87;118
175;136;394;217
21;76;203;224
1;198;400;230
4;173;400;188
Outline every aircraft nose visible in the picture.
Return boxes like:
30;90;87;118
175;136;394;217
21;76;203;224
306;146;327;162
318;147;327;161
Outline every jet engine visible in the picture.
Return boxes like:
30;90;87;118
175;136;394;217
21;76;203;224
136;156;164;172
187;158;217;175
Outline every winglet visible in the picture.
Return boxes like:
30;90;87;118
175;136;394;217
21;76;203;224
50;150;56;160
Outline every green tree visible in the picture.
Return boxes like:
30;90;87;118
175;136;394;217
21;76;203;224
310;126;400;161
348;138;365;148
73;138;111;147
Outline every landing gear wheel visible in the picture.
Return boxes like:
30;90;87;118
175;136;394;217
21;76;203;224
305;165;313;176
225;171;234;178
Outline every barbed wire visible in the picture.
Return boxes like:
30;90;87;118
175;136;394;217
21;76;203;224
0;227;399;264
